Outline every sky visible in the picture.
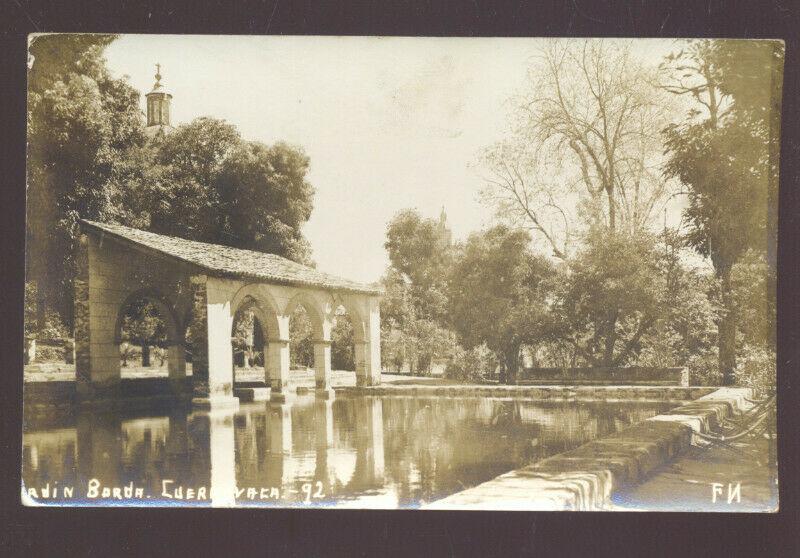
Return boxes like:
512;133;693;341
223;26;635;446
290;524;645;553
104;36;686;283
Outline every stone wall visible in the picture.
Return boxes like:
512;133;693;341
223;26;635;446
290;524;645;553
517;366;689;386
337;384;714;402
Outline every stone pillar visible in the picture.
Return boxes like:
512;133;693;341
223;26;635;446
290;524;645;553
167;342;188;398
74;233;123;399
24;337;36;365
266;338;291;403
167;343;187;378
74;234;92;394
354;341;369;388
365;297;382;386
189;278;209;395
189;276;238;410
313;340;334;399
354;297;382;387
63;339;75;364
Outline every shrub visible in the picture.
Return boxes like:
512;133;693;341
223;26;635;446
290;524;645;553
445;344;498;383
736;345;776;396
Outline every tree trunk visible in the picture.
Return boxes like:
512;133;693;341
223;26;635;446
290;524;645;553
141;342;150;367
607;186;616;232
603;330;616;367
718;266;737;386
505;343;520;385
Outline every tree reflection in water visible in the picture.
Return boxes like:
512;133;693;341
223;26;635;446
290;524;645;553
22;396;674;507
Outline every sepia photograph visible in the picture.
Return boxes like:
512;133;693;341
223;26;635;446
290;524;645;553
21;34;782;512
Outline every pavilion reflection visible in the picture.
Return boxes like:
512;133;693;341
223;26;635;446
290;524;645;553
232;397;387;504
21;396;673;507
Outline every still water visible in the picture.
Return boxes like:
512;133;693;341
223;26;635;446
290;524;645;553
22;396;674;508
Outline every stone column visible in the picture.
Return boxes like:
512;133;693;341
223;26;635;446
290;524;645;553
313;340;334;399
167;343;187;378
74;233;123;399
188;277;209;397
365;297;382;386
266;338;291;403
74;234;92;396
167;342;188;398
354;341;370;388
189;276;238;410
354;297;382;387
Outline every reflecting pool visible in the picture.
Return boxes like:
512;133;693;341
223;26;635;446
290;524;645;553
22;396;675;508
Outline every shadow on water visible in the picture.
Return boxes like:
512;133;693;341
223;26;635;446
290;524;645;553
22;395;675;508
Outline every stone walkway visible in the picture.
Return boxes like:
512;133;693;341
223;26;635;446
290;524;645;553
611;415;778;512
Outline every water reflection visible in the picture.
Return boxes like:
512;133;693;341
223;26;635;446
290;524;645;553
22;396;674;508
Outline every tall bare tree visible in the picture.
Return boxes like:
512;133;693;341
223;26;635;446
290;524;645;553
481;39;674;257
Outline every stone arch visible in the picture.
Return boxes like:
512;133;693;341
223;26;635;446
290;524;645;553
334;296;367;344
230;283;282;339
113;287;181;345
285;290;331;341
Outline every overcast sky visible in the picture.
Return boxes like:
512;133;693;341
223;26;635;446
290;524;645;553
105;36;683;283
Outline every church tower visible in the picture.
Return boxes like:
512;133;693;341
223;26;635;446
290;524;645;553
436;206;453;248
145;63;174;138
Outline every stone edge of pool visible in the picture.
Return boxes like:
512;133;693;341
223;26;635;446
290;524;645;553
420;387;752;511
335;384;716;402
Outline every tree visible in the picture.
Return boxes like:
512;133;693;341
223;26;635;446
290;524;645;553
552;228;663;368
638;230;718;383
289;306;314;369
148;117;241;243
384;209;452;322
148;119;316;264
331;309;355;371
216;141;314;264
26;34;147;327
379;268;455;375
448;226;554;383
661;39;783;385
120;300;168;367
481;39;674;259
27;35;321;340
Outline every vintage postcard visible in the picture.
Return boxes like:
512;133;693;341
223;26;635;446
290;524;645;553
22;35;781;511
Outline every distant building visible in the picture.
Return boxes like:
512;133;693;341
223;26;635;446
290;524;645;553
144;64;174;139
436;206;452;248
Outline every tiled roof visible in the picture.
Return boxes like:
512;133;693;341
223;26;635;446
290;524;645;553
81;220;383;295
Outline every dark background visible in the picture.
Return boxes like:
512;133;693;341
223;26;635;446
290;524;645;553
2;1;798;556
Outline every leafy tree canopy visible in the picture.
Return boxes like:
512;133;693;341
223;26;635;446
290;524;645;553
448;225;554;382
27;34;146;325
